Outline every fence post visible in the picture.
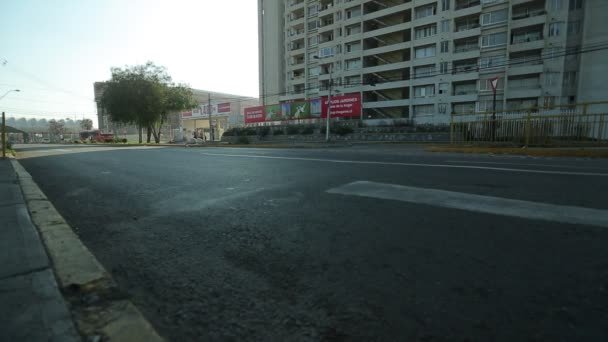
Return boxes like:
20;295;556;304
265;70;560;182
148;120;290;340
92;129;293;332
525;110;531;147
450;113;454;145
599;114;605;145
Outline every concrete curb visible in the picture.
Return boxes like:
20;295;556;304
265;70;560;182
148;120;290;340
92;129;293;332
425;146;608;157
10;160;164;342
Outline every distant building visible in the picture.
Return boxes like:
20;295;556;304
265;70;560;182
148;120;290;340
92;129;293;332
258;0;607;124
94;82;258;141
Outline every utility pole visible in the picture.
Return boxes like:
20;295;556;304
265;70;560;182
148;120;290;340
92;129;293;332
208;93;214;142
1;112;5;159
326;63;333;142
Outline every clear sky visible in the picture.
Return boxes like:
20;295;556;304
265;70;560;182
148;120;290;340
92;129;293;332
0;0;259;127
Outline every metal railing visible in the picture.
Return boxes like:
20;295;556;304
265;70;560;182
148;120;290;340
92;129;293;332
450;102;608;146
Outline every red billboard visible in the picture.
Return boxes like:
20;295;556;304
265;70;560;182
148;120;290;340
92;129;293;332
244;106;266;124
321;93;361;118
218;103;231;113
181;111;193;118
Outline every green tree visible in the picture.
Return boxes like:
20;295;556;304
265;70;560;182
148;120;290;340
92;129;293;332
100;62;197;143
80;118;93;130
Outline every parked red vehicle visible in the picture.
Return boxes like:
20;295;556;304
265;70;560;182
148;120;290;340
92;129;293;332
79;130;115;142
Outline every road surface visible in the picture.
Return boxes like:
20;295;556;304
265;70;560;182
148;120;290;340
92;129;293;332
15;144;608;341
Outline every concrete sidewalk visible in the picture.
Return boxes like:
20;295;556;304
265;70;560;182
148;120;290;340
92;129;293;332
0;159;79;342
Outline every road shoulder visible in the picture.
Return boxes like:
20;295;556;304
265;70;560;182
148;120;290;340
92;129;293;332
10;159;164;342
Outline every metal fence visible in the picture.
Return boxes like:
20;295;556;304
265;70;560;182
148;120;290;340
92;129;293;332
450;102;608;146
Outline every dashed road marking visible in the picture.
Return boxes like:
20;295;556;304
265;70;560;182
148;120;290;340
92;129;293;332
327;181;608;228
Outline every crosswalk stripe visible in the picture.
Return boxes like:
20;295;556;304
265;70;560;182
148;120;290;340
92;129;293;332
327;181;608;228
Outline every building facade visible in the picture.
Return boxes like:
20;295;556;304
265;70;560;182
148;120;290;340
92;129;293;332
94;82;258;141
259;0;605;124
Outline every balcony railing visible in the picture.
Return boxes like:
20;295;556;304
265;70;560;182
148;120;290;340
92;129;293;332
455;0;481;10
512;33;542;44
512;9;546;20
454;45;479;53
510;55;542;66
453;64;478;73
456;23;480;32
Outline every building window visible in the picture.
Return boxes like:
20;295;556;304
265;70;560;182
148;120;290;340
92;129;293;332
481;32;507;48
308;36;319;46
477;97;504;112
479;78;504;91
308;20;319;30
479;55;506;69
453;102;475;114
563;71;577;87
415;44;437;58
441;20;450;32
309;66;321;76
440;41;449;53
415;4;436;19
569;0;583;10
414;84;436;97
346;24;361;35
345;58;361;70
544;72;560;86
441;0;450;11
346;6;361;19
481;9;508;26
308;5;318;16
414;64;436;78
440;62;448;74
415;24;438;39
550;0;562;10
319;47;334;57
414;104;435;116
568;21;581;35
546;47;561;60
439;82;449;94
549;23;562;37
346;42;361;53
345;75;360;87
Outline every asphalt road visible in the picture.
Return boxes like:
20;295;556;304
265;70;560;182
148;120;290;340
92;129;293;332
15;144;608;341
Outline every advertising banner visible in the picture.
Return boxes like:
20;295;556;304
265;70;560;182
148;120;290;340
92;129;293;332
321;93;362;118
265;104;282;121
218;103;231;113
242;93;361;124
244;106;266;124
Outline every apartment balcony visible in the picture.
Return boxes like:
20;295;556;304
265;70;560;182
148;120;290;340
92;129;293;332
363;99;411;109
451;71;479;82
453;45;480;60
411;96;437;106
450;93;478;102
363;61;410;74
363;22;411;40
507;86;542;98
511;11;547;30
507;58;543;76
288;0;304;8
511;0;544;7
363;79;410;92
363;2;411;20
288;16;305;26
510;36;544;53
363;42;411;56
481;0;507;7
454;0;481;16
318;1;336;15
453;25;481;40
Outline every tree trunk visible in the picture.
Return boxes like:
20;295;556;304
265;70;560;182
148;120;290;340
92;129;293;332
146;126;152;143
152;124;162;144
138;125;143;143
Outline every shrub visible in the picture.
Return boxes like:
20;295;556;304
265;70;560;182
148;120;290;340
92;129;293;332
122;138;128;143
89;140;97;144
334;126;354;136
73;140;81;144
245;128;257;136
301;126;314;135
273;129;284;135
286;126;300;135
259;126;270;137
236;136;250;144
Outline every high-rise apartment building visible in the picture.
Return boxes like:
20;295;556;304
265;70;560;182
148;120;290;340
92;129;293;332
258;0;605;124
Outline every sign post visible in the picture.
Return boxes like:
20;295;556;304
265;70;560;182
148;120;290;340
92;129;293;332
489;76;500;142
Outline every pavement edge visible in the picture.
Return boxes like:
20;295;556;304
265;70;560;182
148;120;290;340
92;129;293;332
10;159;164;342
425;146;608;157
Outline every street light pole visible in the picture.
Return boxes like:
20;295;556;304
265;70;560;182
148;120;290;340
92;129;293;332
326;62;332;142
0;89;20;159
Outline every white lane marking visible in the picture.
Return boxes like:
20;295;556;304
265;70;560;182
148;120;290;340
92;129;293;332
55;149;72;152
199;152;608;177
445;160;606;170
327;181;608;228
